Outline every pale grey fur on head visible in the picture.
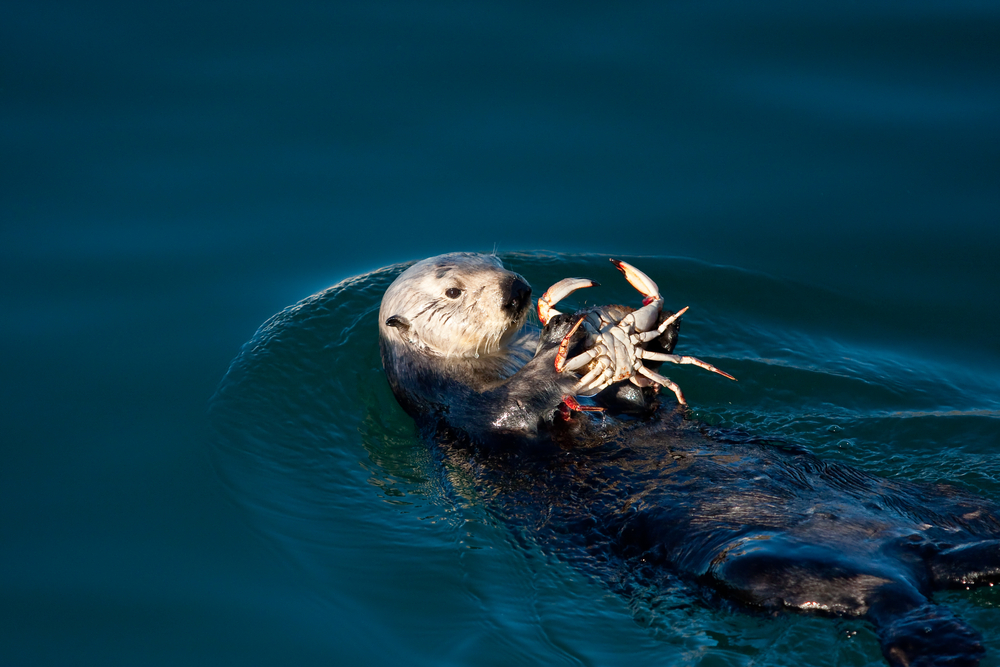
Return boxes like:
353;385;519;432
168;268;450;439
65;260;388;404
379;252;529;360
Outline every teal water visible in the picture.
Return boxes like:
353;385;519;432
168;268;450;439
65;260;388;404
2;0;999;665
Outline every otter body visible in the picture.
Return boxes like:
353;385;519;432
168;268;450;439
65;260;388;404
379;253;1000;667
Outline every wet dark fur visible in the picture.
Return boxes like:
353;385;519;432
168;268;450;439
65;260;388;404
380;255;1000;667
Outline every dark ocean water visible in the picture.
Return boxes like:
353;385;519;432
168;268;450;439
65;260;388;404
2;1;999;665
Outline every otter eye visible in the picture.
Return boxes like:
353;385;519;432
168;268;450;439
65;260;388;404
445;287;462;299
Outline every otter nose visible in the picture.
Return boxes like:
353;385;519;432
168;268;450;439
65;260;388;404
505;276;532;312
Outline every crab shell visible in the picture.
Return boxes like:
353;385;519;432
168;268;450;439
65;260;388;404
537;259;735;406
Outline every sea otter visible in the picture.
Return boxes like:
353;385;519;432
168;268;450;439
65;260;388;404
378;252;678;438
379;252;1000;667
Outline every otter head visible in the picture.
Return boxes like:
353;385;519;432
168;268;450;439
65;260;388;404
379;252;532;360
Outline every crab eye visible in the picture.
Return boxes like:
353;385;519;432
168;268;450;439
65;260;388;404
445;287;462;299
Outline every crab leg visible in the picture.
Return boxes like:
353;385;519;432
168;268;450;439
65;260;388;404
637;366;687;405
638;350;737;381
537;277;599;325
554;314;587;372
573;357;613;396
562;395;604;412
630;306;689;344
562;346;601;372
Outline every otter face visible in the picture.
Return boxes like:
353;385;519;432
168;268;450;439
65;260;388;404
379;253;532;359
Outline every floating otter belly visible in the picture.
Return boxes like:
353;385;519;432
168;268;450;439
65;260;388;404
379;253;1000;667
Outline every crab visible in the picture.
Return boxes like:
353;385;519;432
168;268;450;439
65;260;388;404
537;259;736;407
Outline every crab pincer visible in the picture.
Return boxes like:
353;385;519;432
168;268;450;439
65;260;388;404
611;259;661;306
537;277;599;325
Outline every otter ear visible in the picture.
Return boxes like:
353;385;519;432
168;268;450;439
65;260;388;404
385;315;410;332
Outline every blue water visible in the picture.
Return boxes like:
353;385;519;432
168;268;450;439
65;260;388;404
2;1;999;665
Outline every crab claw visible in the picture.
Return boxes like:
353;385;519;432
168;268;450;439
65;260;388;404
610;259;660;306
537;277;599;325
